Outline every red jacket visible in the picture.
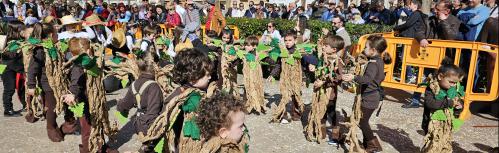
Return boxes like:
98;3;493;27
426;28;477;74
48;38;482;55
166;12;181;27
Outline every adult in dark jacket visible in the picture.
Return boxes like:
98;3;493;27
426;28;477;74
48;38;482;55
419;1;463;47
0;0;14;17
393;0;426;38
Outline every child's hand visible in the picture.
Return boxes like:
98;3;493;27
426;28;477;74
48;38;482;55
308;64;316;72
62;94;76;106
342;74;354;82
453;99;463;109
266;76;275;84
314;80;324;89
27;88;36;96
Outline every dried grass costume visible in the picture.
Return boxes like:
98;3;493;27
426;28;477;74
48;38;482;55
420;75;465;153
140;83;216;153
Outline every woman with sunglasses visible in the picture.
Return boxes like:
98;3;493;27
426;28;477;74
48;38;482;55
260;22;282;44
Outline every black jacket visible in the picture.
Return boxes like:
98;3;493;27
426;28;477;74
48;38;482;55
394;10;426;40
0;1;14;17
418;14;462;41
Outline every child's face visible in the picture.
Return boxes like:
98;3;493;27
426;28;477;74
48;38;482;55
244;44;255;52
148;33;156;39
222;34;231;43
438;73;460;90
363;42;377;58
193;74;211;89
322;45;338;58
221;111;246;142
284;36;296;49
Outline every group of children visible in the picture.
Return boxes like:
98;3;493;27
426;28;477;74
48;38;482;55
0;12;468;153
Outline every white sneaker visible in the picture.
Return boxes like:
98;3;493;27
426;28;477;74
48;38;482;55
280;119;290;124
327;140;338;145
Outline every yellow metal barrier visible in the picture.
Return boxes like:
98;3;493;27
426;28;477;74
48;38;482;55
354;32;499;120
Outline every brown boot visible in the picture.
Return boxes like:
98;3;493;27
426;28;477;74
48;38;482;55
365;137;383;153
47;127;64;142
61;119;78;134
79;144;89;153
25;112;39;123
332;126;340;141
290;103;301;121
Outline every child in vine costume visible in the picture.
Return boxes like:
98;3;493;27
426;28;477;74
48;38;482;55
116;58;165;152
1;20;27;117
140;48;215;153
236;36;267;114
342;35;392;152
197;92;249;153
270;31;318;124
215;29;239;97
62;38;118;153
421;58;465;153
304;35;345;144
26;23;78;142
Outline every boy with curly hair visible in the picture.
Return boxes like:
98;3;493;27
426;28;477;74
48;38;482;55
140;48;214;153
197;92;249;153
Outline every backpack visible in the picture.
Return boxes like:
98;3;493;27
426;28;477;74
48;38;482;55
131;80;156;116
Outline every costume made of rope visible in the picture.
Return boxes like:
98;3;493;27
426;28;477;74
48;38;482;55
200;129;250;153
343;53;369;153
219;44;239;97
421;74;464;153
139;82;217;153
271;45;304;122
304;41;343;143
241;49;265;114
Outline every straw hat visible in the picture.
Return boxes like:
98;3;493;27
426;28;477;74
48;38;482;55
42;16;58;24
60;15;81;26
112;28;126;48
82;14;106;26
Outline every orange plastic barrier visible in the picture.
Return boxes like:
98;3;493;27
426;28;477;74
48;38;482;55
354;33;499;120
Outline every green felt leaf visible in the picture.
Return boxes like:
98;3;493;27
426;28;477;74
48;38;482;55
154;138;165;153
456;83;465;97
182;91;201;113
69;102;85;118
270;38;280;47
447;86;458;99
41;40;54;49
27;37;41;45
260;62;269;65
114;111;129;124
86;66;101;77
48;47;58;59
236;50;246;59
112;57;122;64
245;53;256;62
258;52;268;61
155;36;171;46
249;62;257;69
296;43;316;54
269;51;280;62
7;41;20;52
228;46;236;55
286;57;295;65
452;118;464;132
244;144;249;153
435;90;447;101
430;110;447;121
0;64;7;74
292;50;302;59
280;48;289;58
212;39;223;47
183;119;201;140
78;55;97;69
256;44;271;52
121;79;129;88
59;41;69;53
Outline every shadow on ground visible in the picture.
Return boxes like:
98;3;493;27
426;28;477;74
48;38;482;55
375;124;419;152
